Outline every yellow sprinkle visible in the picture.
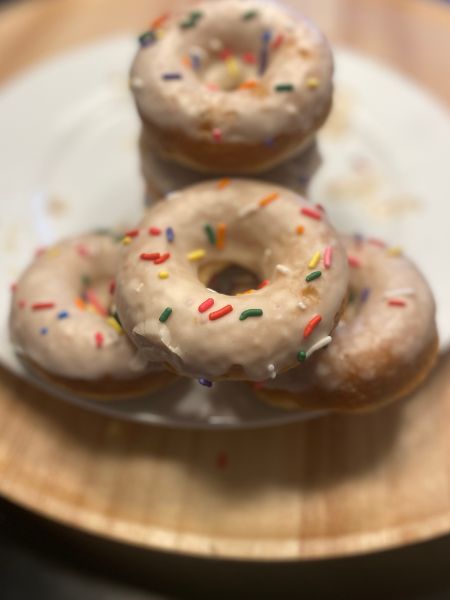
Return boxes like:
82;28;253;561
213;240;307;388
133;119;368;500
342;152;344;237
236;289;254;296
122;236;132;245
226;57;240;77
306;77;320;89
217;178;231;189
46;247;60;257
106;316;123;334
155;29;165;40
308;251;321;269
158;270;169;279
259;192;279;207
387;246;403;256
216;223;227;250
296;225;305;235
187;249;206;261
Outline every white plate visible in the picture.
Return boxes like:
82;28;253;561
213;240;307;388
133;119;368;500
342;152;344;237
0;37;449;428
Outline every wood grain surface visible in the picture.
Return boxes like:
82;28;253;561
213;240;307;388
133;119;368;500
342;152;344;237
0;0;449;559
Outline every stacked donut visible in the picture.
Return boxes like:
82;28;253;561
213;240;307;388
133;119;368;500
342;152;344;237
8;1;438;412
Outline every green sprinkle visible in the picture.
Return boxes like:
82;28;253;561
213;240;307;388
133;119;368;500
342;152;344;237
274;84;295;93
81;274;91;287
204;224;216;245
297;350;307;362
243;10;258;20
159;307;173;323
239;308;263;321
180;11;203;29
305;270;322;283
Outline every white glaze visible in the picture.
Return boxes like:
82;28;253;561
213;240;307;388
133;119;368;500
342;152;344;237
115;179;348;381
131;0;333;144
9;234;156;381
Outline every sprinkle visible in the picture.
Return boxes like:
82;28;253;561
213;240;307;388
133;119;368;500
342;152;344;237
384;287;415;298
40;327;48;335
151;12;170;29
354;233;364;244
308;251;321;269
296;225;305;235
122;236;132;245
198;298;214;313
140;252;160;261
209;305;233;321
258;279;269;289
125;229;140;238
368;237;386;248
388;246;403;256
159;307;173;322
300;206;321;220
10;283;17;293
212;128;222;142
187;248;205;261
274;83;295;92
217;178;230;189
306;77;320;89
267;363;276;379
57;311;69;320
306;335;332;358
323;246;333;269
262;30;272;44
259;31;270;75
188;52;201;70
271;33;284;50
76;244;90;257
303;315;322;338
106;316;122;334
149;227;162;236
305;271;322;282
298;301;307;310
297;350;307;362
180;10;203;29
162;72;183;80
239;308;263;320
94;332;104;348
138;31;156;47
153;252;170;265
85;290;108;316
239;79;259;90
206;83;219;92
226;57;240;77
360;288;371;302
158;271;169;279
216;223;226;250
388;298;407;307
348;255;361;268
276;264;291;275
166;227;174;243
74;297;86;310
242;52;257;64
199;377;213;387
259;192;279;207
81;274;91;287
32;302;55;311
204;224;216;245
219;48;233;60
109;280;116;295
242;9;258;20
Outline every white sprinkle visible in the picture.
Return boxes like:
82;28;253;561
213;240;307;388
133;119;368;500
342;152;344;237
130;77;144;89
135;282;144;292
276;264;291;275
383;287;415;298
306;335;332;358
238;203;258;217
298;301;307;310
267;363;277;379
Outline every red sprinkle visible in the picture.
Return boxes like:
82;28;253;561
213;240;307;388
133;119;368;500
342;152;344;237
242;51;257;64
271;33;284;50
109;279;116;295
85;290;108;316
140;252;160;261
253;381;266;390
209;304;233;321
153;252;170;265
94;332;104;348
300;207;322;220
348;255;362;268
149;227;162;236
212;128;222;142
125;229;140;238
219;48;233;60
32;302;55;311
388;298;407;307
303;315;322;338
198;298;215;313
258;279;270;289
216;451;229;470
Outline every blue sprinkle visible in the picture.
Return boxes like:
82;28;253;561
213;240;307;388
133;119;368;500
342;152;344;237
190;52;201;70
57;310;69;319
162;72;183;80
354;233;364;243
262;29;272;44
166;227;174;243
138;31;156;48
198;378;213;388
40;327;48;335
360;288;371;302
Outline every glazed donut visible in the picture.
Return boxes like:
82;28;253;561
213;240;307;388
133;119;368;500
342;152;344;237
9;233;178;399
130;0;333;173
115;179;349;382
139;131;321;200
254;235;438;412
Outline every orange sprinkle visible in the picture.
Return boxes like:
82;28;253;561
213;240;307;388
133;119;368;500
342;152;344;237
181;55;191;67
296;225;305;235
239;79;258;90
74;297;86;310
151;12;170;29
216;223;226;250
259;192;279;207
217;178;231;189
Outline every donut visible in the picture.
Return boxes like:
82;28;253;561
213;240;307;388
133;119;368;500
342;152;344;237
130;0;333;173
115;179;349;382
139;131;321;200
9;233;178;399
254;235;438;412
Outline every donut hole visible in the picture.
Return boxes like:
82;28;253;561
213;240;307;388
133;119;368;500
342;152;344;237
198;261;261;295
79;273;116;317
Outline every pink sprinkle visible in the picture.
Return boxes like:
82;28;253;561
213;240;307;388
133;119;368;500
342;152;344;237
348;255;361;268
95;332;104;348
300;206;321;220
31;302;55;311
388;298;407;307
216;451;229;470
323;246;333;269
18;300;26;309
153;252;170;265
207;83;219;91
76;244;90;257
149;227;162;236
10;283;17;293
271;33;284;50
212;128;222;142
368;237;386;248
35;247;46;257
198;298;214;313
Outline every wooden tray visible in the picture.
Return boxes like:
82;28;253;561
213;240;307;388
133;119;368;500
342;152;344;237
0;0;449;559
